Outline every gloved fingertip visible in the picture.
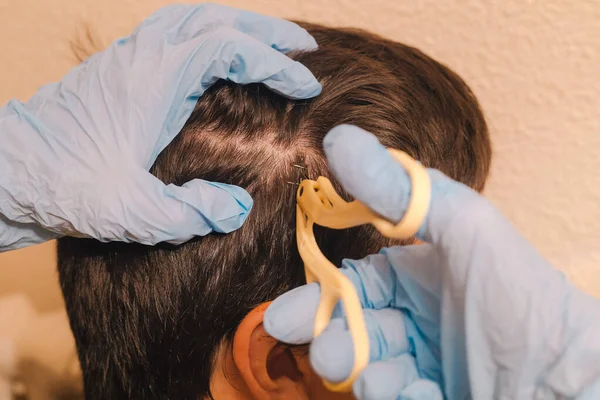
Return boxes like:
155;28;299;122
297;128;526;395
261;61;322;99
176;179;253;234
297;31;318;52
310;328;354;383
399;379;444;400
352;354;420;400
272;21;318;53
234;8;318;53
143;178;253;245
323;124;361;148
264;283;321;344
323;125;411;223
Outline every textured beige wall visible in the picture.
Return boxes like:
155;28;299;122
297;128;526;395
1;0;599;313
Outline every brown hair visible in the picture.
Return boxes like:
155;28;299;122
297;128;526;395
58;22;491;399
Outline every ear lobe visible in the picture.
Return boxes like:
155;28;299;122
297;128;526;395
233;302;308;399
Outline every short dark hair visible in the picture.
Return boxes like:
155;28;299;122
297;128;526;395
58;22;491;399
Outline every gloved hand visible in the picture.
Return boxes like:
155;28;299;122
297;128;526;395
0;3;321;251
265;124;600;399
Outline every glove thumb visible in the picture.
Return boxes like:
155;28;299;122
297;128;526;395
93;170;253;245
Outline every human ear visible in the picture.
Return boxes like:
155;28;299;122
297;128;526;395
232;302;309;400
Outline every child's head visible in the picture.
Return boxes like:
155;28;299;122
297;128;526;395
58;22;490;399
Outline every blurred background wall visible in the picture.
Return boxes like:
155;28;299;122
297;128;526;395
1;0;599;311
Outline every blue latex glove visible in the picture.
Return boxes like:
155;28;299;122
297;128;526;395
0;4;321;251
265;125;600;399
